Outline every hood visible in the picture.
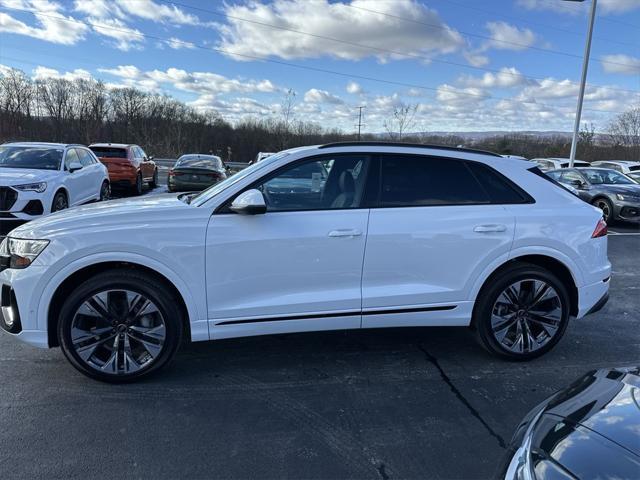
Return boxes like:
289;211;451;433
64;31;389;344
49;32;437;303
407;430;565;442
10;193;192;239
0;167;60;184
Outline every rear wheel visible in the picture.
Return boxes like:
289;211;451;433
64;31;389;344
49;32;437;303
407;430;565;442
51;191;68;212
592;198;613;223
132;172;143;196
473;263;570;360
149;168;158;188
57;270;183;382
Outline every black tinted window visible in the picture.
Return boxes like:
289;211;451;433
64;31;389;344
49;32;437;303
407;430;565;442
467;162;529;204
90;147;127;158
379;155;489;207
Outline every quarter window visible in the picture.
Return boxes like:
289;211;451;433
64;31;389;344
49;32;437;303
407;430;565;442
254;155;369;212
379;155;489;207
466;162;529;204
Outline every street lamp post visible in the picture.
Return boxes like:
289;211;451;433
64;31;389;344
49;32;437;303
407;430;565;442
567;0;597;167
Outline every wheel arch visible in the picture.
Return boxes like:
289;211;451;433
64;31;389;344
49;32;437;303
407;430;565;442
473;254;579;318
47;261;192;348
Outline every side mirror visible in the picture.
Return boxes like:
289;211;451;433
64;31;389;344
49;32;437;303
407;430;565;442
68;162;83;173
230;189;267;215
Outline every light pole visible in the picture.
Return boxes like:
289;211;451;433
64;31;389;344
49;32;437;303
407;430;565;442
567;0;597;167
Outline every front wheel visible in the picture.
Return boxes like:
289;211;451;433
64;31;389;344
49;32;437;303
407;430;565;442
592;198;613;223
473;263;570;360
51;191;68;212
99;181;110;201
57;270;184;382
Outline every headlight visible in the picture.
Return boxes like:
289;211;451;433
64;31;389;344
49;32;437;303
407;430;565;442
616;193;640;202
13;182;47;193
0;237;49;269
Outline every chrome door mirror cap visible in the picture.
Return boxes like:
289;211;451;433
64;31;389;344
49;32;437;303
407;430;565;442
230;189;267;215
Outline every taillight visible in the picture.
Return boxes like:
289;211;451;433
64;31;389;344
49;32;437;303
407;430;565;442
591;218;607;238
169;170;183;177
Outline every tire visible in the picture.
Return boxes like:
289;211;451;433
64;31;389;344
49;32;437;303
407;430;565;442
473;263;570;361
149;168;158;188
592;197;613;223
51;191;68;212
99;181;110;201
132;172;143;196
57;269;184;383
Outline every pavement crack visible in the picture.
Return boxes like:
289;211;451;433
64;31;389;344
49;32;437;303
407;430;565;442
416;344;507;449
376;462;390;480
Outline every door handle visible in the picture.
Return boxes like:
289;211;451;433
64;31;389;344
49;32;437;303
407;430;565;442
474;224;507;233
328;229;362;237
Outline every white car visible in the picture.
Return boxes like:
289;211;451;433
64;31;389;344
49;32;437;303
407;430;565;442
532;157;590;171
591;160;640;177
0;142;611;382
250;151;275;164
0;142;110;236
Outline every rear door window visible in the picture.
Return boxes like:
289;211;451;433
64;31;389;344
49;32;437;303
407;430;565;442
77;149;95;167
378;155;489;207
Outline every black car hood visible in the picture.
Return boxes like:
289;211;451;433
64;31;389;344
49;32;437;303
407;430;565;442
529;367;640;478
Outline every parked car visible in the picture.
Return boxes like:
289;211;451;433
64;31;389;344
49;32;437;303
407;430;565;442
531;158;590;171
249;151;275;165
547;167;640;223
89;143;158;195
591;159;640;176
0;142;109;236
502;366;640;480
168;154;227;192
0;142;610;382
628;171;640;183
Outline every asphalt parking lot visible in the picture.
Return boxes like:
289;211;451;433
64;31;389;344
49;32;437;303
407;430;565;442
1;187;638;479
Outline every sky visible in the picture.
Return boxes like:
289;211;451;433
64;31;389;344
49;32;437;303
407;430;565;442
0;0;639;134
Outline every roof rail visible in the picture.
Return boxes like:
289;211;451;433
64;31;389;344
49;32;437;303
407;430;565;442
318;141;502;157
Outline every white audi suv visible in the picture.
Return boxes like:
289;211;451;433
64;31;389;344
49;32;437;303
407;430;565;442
0;142;110;236
0;143;611;382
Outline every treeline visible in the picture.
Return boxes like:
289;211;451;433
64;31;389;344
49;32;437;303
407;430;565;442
1;67;638;162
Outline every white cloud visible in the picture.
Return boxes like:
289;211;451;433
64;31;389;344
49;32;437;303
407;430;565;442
463;51;489;67
436;84;490;106
99;65;280;101
165;37;195;50
217;0;464;62
74;0;199;24
0;0;88;45
459;67;530;88
304;88;344;104
600;54;640;75
484;21;536;51
88;16;144;51
346;81;362;95
32;66;92;81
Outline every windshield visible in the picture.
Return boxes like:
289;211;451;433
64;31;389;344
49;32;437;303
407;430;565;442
190;151;290;206
580;168;636;185
177;156;221;169
0;146;63;170
89;147;127;158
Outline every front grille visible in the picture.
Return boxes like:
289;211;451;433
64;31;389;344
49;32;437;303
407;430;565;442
0;285;22;334
0;187;18;211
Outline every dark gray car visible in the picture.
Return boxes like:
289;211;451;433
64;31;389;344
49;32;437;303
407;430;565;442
547;167;640;223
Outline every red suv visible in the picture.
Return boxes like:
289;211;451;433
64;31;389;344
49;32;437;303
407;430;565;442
89;143;158;195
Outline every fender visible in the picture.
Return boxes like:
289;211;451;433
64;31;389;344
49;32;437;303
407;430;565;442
34;251;208;342
468;246;582;305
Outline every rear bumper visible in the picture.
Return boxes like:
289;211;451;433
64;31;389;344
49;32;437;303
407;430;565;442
576;276;610;318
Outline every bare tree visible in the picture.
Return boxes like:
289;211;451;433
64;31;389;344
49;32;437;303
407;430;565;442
607;108;640;158
384;103;418;141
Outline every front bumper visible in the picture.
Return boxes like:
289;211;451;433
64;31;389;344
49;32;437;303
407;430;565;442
613;200;640;222
1;187;51;222
0;265;50;348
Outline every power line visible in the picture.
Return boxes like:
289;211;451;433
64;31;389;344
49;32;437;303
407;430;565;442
532;0;640;29
0;5;634;115
160;0;639;95
434;0;639;47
